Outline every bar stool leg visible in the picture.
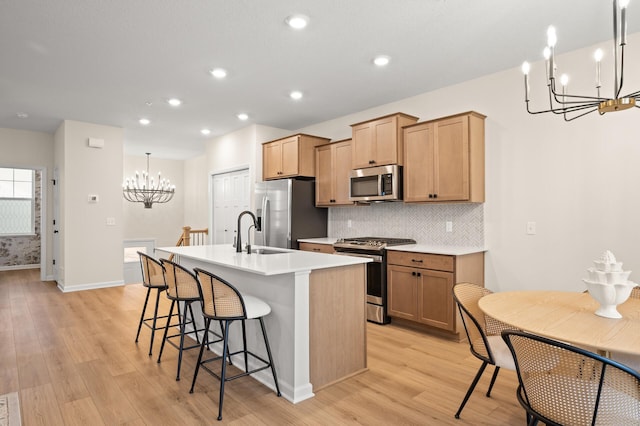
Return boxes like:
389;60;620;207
147;288;163;356
157;299;176;364
135;287;152;343
176;301;188;381
241;320;249;372
188;302;201;344
218;320;231;421
190;317;211;393
259;317;281;397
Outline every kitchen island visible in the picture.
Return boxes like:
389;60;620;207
155;244;370;403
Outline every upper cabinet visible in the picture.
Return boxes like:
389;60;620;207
315;139;354;207
263;134;330;180
403;111;485;203
350;113;418;169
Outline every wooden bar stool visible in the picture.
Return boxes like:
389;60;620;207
135;252;170;356
190;267;281;421
157;258;205;381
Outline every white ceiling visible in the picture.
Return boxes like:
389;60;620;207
1;0;637;159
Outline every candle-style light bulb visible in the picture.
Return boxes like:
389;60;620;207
547;26;557;48
620;0;629;46
594;48;603;88
546;27;557;80
522;62;531;102
560;74;569;87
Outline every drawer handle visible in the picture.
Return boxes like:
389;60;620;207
313;248;320;251
411;259;423;263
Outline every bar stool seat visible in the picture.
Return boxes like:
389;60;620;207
190;267;281;421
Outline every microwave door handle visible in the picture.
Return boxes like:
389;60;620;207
379;174;384;196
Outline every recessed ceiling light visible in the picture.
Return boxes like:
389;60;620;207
285;14;309;29
139;118;151;125
290;91;303;100
167;98;182;106
237;113;249;121
210;68;227;78
16;112;29;119
373;55;390;66
201;129;211;135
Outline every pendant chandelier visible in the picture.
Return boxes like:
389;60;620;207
123;153;175;208
521;0;638;121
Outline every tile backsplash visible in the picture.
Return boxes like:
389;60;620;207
329;202;484;247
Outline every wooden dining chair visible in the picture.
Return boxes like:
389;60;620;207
452;282;516;419
502;329;640;425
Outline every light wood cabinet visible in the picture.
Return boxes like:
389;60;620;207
299;242;335;254
350;113;418;169
387;250;484;334
263;134;330;180
315;139;355;207
403;111;485;203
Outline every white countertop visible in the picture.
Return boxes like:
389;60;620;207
156;244;370;276
387;244;486;256
298;238;485;256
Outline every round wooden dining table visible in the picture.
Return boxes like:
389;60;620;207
478;290;640;356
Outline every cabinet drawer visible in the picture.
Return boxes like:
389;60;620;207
299;242;335;254
387;251;454;272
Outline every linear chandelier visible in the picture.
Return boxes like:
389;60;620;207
521;0;639;121
123;153;175;208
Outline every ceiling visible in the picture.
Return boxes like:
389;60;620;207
1;0;637;160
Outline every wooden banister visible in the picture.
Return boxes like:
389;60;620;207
169;226;209;261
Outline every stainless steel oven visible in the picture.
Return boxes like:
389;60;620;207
333;237;416;324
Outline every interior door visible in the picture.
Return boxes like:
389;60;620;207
52;168;60;282
212;168;250;245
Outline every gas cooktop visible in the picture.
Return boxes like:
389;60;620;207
333;237;416;251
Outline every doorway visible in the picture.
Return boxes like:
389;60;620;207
210;168;250;245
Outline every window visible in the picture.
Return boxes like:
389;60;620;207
0;168;35;235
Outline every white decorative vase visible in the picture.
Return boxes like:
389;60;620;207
583;250;635;319
583;280;636;318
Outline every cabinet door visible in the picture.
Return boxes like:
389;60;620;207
403;123;434;202
334;141;353;205
280;137;300;177
315;145;333;206
373;116;397;166
433;116;469;201
352;123;375;169
418;269;455;331
263;142;283;180
299;242;335;254
387;265;418;320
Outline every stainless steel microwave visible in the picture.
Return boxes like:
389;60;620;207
349;165;402;202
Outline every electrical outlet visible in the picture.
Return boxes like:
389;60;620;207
446;221;453;232
526;221;536;235
106;217;116;226
348;219;352;228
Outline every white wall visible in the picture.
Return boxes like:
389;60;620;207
123;154;185;247
296;33;640;293
183;154;208;230
0;127;54;277
57;120;124;290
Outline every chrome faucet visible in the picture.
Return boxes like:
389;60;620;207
236;210;261;253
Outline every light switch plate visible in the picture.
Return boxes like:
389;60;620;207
446;221;453;232
526;221;536;235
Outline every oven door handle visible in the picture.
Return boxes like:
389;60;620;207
334;251;383;262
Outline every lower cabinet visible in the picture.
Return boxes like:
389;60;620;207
299;242;335;254
387;250;484;334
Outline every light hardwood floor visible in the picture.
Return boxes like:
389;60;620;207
0;269;523;425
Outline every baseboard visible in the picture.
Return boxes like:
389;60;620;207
0;264;40;271
57;280;125;293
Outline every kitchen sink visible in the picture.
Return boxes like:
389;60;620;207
249;248;286;255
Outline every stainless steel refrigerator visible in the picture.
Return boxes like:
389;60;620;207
254;179;327;249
